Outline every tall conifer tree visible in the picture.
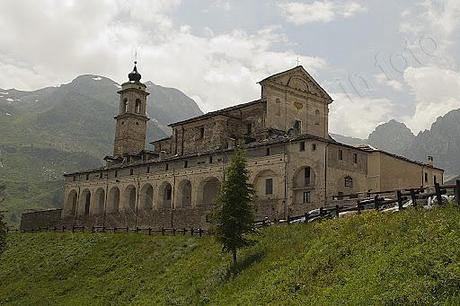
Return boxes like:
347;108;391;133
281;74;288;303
212;148;256;266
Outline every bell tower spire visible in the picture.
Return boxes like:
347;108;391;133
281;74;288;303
113;61;150;157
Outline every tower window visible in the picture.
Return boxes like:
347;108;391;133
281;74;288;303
199;127;205;139
123;98;128;113
114;170;118;178
265;178;273;195
312;143;317;151
209;155;213;164
338;149;343;160
135;99;141;113
424;172;428;183
147;166;150;173
299;141;305;152
353;153;358;164
266;148;270;156
85;174;89;181
165;163;169;171
99;172;103;179
434;175;437;184
184;160;188;168
130;169;134;176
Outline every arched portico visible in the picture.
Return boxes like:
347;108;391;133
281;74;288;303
107;186;120;213
66;190;78;216
158;182;173;208
139;183;154;210
176;179;192;208
93;188;105;215
199;177;221;208
79;189;91;216
124;185;137;213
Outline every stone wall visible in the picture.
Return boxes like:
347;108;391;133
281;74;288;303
20;209;63;231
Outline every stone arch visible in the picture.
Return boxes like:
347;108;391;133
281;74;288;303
177;179;192;208
199;177;221;208
287;76;310;92
139;183;154;210
253;169;277;198
107;186;120;213
93;188;105;215
79;189;91;216
124;185;137;213
158;181;173;208
293;166;316;188
66;190;78;216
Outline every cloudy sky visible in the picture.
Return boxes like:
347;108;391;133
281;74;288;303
0;0;459;138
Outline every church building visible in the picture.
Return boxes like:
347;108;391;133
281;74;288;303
61;63;444;229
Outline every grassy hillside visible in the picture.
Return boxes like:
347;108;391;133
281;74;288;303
1;206;460;305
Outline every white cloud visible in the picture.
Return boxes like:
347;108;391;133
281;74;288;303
279;1;366;25
374;73;403;92
0;0;326;113
403;66;460;133
329;93;395;138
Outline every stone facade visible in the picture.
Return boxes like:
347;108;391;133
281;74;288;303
20;209;62;231
56;65;444;230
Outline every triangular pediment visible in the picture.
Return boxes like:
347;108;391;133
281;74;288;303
259;66;332;101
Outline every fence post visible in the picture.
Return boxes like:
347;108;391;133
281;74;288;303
62;225;66;232
335;205;340;218
191;228;194;236
357;201;362;214
173;228;176;236
126;226;129;233
148;227;152;236
161;227;165;236
410;189;417;207
374;195;379;211
199;228;203;237
319;207;324;218
304;212;309;223
435;183;443;205
397;190;403;211
183;228;186;236
456;180;460;206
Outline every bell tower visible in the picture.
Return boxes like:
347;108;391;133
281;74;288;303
113;61;150;157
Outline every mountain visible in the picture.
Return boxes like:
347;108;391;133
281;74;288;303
0;75;203;225
333;109;460;175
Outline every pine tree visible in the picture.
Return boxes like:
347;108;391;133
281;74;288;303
212;147;256;267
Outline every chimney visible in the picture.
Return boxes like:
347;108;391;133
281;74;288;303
427;155;434;166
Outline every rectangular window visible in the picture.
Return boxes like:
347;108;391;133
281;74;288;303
266;148;270;156
304;167;311;186
85;174;89;180
73;176;76;182
147;166;150;173
114;170;118;178
312;143;317;151
99;172;103;179
184;160;188;168
353;153;358;164
338;149;343;160
294;120;302;133
130;169;134;176
165;163;169;171
303;191;311;204
199;127;205;139
337;192;344;200
166;188;172;200
434;175;437;184
424;172;428;183
265;178;273;195
299;141;305;152
209;155;213;164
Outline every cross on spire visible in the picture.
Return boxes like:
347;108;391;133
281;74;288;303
296;57;301;66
